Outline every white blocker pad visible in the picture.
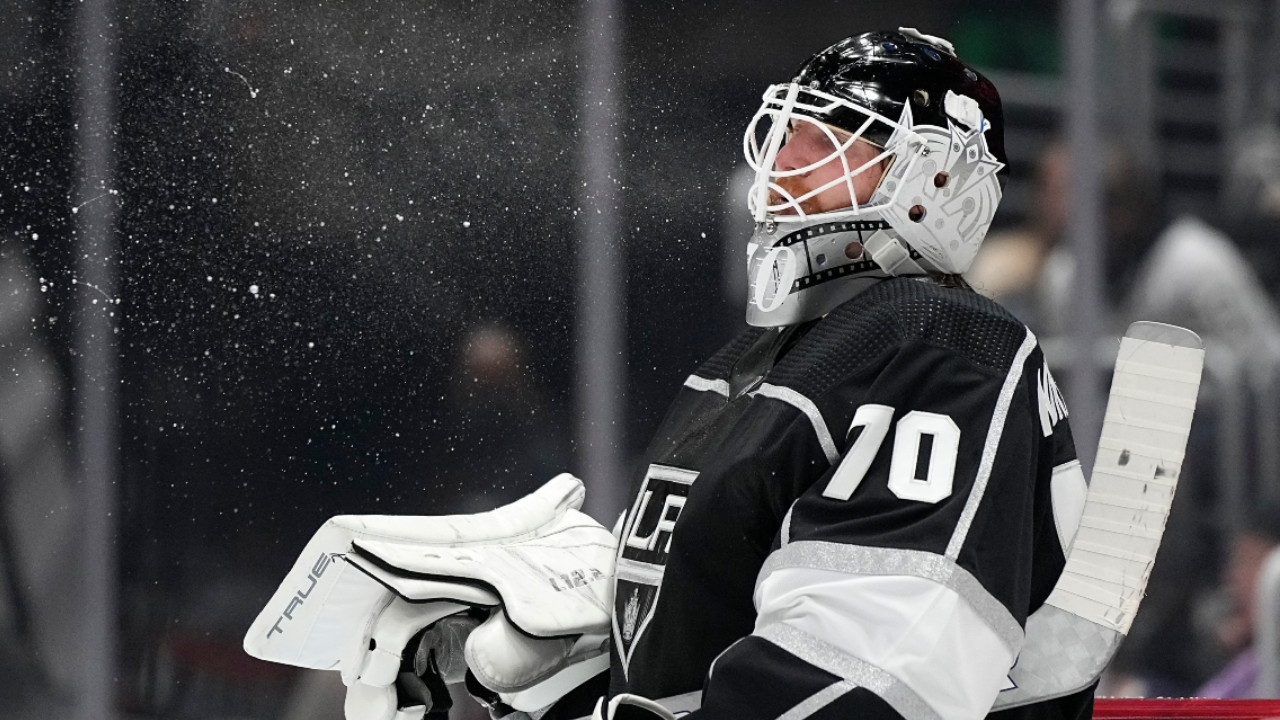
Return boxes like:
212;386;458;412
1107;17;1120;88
345;480;616;639
465;611;611;711
994;322;1203;710
243;520;493;671
245;473;591;671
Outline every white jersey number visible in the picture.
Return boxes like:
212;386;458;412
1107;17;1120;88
822;406;960;504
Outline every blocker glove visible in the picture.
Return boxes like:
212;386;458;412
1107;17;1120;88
244;474;616;720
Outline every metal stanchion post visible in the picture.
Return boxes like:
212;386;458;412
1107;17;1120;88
1063;0;1107;469
575;0;627;521
72;0;120;718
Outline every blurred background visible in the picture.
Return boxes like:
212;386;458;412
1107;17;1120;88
5;0;1280;717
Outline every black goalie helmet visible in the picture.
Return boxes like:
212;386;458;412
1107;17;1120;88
789;29;1005;165
743;28;1008;326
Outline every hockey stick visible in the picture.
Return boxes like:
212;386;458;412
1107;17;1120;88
993;321;1205;710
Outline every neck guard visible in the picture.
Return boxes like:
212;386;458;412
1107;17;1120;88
745;216;930;327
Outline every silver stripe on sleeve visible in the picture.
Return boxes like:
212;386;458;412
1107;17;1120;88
655;691;704;716
756;623;942;720
753;383;840;465
945;328;1039;560
615;557;665;587
756;541;1023;654
777;681;857;720
780;500;797;547
683;374;730;397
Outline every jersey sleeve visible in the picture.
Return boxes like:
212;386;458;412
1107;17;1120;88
693;322;1060;720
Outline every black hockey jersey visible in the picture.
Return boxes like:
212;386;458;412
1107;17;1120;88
600;278;1093;720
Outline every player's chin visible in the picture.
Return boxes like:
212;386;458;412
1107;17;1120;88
766;187;799;216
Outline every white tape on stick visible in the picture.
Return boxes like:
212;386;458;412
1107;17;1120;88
994;322;1203;711
1048;323;1203;633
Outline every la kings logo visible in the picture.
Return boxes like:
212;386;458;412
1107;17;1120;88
613;464;696;677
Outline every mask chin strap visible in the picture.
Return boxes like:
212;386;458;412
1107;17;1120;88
862;230;927;276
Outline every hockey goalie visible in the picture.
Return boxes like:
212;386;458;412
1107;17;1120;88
245;29;1204;720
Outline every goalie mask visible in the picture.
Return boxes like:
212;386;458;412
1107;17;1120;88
743;28;1006;326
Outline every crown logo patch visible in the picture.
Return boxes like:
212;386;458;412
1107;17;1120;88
622;588;640;643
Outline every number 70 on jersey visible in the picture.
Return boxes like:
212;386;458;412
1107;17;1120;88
823;405;962;505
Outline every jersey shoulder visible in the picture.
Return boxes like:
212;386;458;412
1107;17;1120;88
770;278;1032;397
690;326;768;382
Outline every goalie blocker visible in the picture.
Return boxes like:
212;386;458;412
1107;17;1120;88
243;473;616;720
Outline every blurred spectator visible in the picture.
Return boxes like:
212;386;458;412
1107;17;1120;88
971;138;1280;350
1195;506;1280;698
967;139;1167;336
1219;125;1280;298
965;142;1068;325
1122;215;1280;361
432;322;569;513
0;239;79;717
